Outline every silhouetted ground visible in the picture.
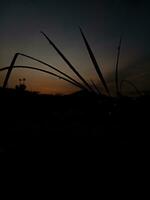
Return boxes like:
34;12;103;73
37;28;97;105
0;87;149;151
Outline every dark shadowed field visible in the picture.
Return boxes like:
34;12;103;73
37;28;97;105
0;87;149;151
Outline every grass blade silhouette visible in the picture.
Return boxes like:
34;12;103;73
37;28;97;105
19;53;85;89
79;27;110;96
0;67;9;71
3;53;85;90
91;80;102;96
1;65;83;89
120;80;142;96
3;53;19;88
115;36;122;96
41;31;93;92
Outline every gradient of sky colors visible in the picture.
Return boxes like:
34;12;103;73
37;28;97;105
0;0;150;95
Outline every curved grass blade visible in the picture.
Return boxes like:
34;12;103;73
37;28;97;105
41;31;93;92
79;27;110;96
120;80;142;96
1;65;83;89
3;53;85;90
0;67;9;71
19;53;85;89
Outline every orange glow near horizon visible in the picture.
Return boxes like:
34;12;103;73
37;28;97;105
34;85;79;95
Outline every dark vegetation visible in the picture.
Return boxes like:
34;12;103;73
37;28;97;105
0;87;149;151
0;28;149;150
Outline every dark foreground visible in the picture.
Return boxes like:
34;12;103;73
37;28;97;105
0;88;149;151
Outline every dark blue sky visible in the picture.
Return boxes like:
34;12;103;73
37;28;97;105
0;0;150;94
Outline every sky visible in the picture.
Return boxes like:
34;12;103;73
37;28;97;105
0;0;150;95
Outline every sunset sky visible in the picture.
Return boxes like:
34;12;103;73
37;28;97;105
0;0;150;95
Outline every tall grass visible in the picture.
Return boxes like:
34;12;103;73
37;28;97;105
79;27;110;96
0;65;82;89
2;29;113;96
1;29;137;98
115;36;122;96
41;31;93;92
2;53;87;90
